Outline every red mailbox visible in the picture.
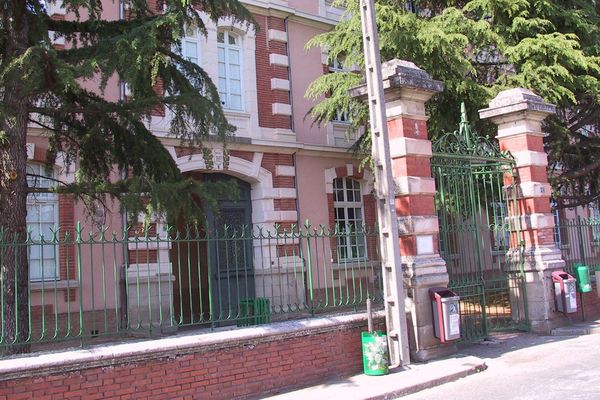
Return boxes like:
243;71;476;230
429;287;460;343
551;271;577;314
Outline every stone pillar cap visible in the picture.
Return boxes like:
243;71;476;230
479;88;556;120
349;58;443;101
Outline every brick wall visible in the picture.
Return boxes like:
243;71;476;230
0;316;385;400
579;281;600;318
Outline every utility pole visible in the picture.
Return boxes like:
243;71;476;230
358;0;411;367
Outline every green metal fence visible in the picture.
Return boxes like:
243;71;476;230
558;217;600;273
0;223;382;349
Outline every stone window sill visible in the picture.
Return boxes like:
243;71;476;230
30;280;79;292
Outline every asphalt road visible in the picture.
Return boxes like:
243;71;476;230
401;332;600;400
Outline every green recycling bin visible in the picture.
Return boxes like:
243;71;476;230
361;331;389;376
574;265;592;293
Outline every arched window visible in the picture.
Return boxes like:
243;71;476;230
333;177;366;260
217;29;243;110
26;163;59;281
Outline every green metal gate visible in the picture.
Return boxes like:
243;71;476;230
431;105;529;342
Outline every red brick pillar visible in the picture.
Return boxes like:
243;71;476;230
360;60;453;361
480;88;567;333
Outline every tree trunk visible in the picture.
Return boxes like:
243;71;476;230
0;1;31;355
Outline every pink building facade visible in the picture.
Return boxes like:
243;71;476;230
24;0;380;338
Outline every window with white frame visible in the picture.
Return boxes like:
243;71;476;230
333;177;366;260
26;164;59;282
328;57;349;123
551;200;567;246
217;29;243;111
182;26;201;65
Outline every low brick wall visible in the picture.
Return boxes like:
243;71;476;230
579;281;600;319
0;312;385;400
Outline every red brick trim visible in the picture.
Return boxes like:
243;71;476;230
261;153;294;189
274;198;296;211
254;14;291;129
394;195;436;217
387;118;428;139
229;150;254;162
499;135;544;153
150;79;166;117
391;157;431;178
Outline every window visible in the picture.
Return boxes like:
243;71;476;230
333;177;366;260
328;57;345;73
333;109;349;123
590;205;600;242
328;57;350;123
182;26;201;65
322;0;345;20
217;29;243;110
26;164;59;281
551;200;567;246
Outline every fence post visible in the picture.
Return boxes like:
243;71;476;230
480;89;568;334
576;216;587;266
75;221;85;345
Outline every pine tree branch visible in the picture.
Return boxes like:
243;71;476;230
552;157;600;184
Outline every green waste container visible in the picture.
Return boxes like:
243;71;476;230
574;265;592;293
361;331;389;376
237;298;271;327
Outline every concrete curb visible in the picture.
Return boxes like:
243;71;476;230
551;323;600;336
263;355;487;400
365;360;487;400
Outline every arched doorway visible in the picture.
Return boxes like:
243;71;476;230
171;173;254;325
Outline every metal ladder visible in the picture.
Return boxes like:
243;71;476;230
358;0;411;367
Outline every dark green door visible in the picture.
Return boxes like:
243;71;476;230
205;174;255;323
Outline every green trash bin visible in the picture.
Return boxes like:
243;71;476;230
574;265;592;293
361;331;389;376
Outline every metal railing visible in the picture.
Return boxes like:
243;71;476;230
0;222;382;349
558;217;600;273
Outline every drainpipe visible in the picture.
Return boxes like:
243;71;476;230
119;0;125;20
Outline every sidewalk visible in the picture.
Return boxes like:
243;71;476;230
263;317;600;400
263;354;486;400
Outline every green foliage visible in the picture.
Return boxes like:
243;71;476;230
307;0;600;208
0;0;255;224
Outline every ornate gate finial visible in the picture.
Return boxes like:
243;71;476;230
432;103;512;161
